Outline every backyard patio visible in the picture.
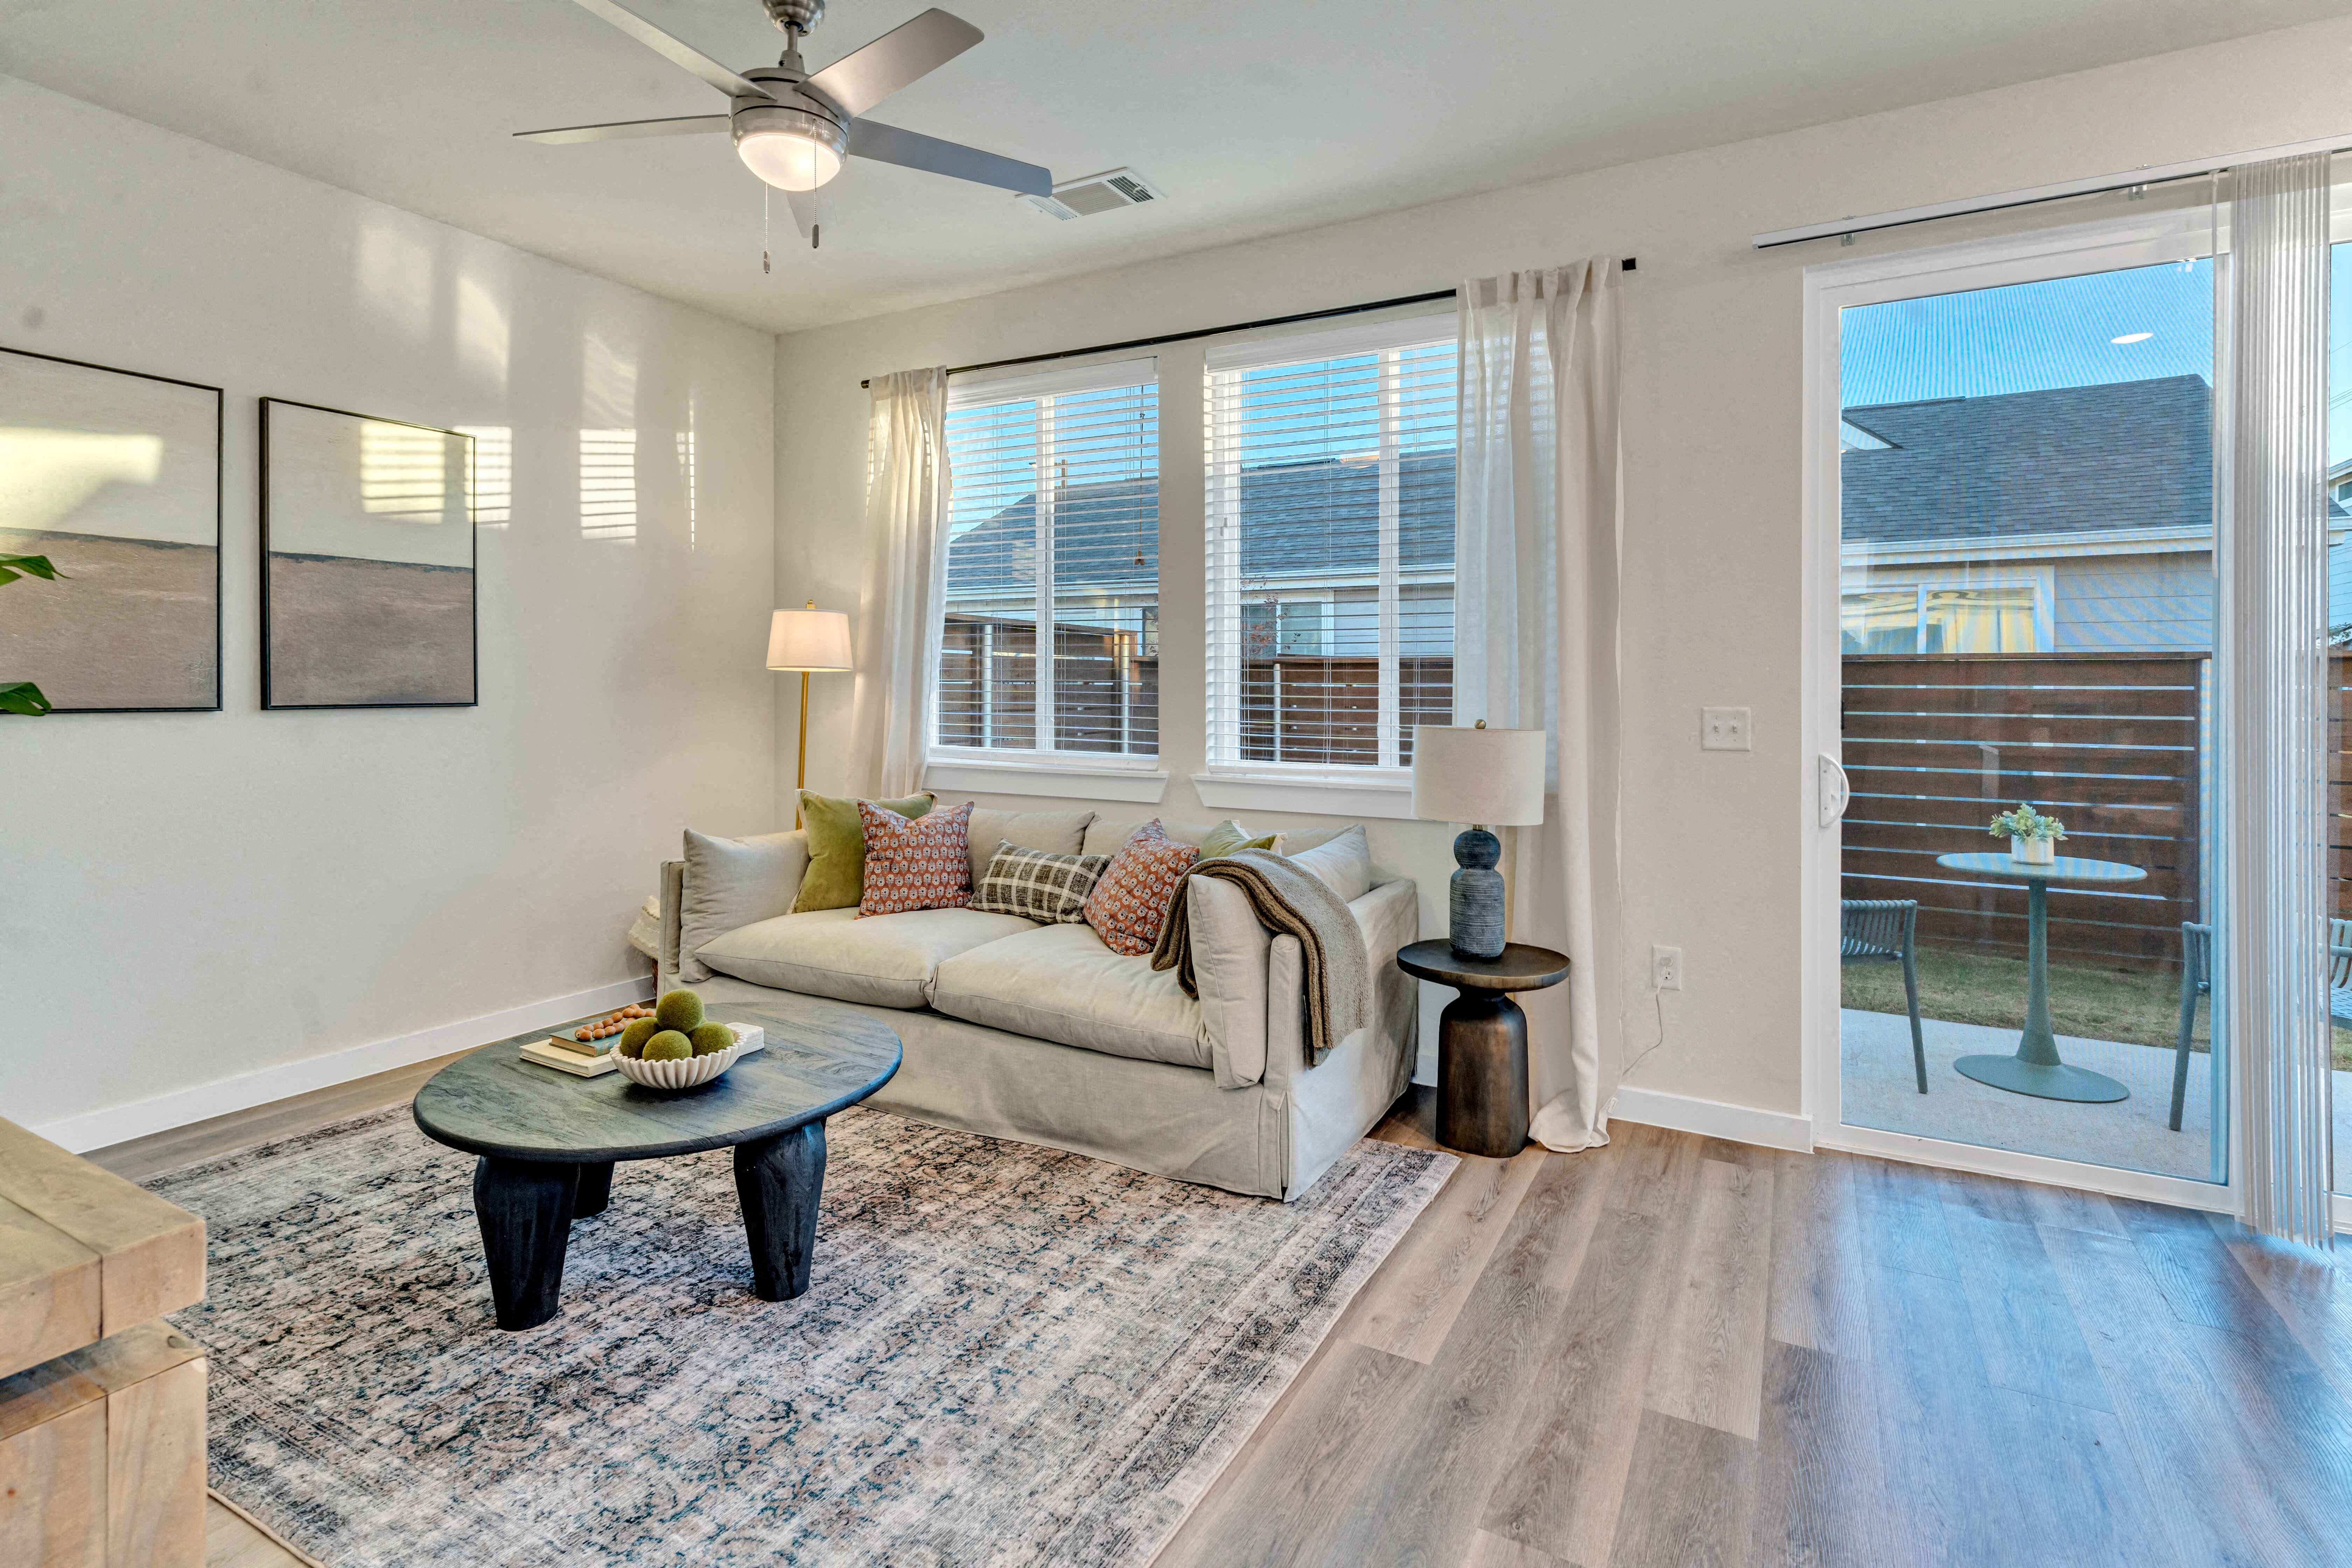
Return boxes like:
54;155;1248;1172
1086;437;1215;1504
1842;1005;2352;1192
1838;646;2352;1193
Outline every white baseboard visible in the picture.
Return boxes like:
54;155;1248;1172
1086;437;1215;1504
1605;1085;1813;1154
31;975;658;1155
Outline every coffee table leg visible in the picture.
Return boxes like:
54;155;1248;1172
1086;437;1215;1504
474;1156;578;1330
573;1161;614;1219
734;1121;826;1302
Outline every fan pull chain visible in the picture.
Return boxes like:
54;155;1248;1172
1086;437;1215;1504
763;187;772;275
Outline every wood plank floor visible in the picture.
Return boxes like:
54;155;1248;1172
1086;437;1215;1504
85;1079;2350;1568
1158;1091;2352;1568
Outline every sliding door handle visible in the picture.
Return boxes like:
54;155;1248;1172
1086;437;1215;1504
1818;752;1851;828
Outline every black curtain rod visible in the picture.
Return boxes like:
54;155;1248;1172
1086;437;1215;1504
857;262;1634;388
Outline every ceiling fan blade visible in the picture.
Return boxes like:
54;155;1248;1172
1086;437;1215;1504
803;8;982;121
562;0;770;100
849;119;1050;197
514;113;731;144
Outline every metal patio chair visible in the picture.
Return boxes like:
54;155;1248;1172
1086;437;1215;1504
1843;898;1926;1094
2171;923;2210;1132
2173;919;2352;1132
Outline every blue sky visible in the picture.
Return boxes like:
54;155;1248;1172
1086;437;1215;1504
1842;250;2352;463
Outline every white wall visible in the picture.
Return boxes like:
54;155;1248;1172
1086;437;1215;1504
772;16;2352;1132
0;78;777;1147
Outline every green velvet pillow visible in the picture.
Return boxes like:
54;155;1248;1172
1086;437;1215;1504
1197;818;1280;859
792;791;934;912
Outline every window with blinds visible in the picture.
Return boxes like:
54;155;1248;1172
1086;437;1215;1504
936;358;1159;761
1204;317;1456;775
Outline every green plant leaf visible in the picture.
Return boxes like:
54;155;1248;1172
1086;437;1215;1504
0;553;63;587
0;681;54;716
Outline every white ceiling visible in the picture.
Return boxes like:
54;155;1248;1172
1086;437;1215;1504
4;0;2347;334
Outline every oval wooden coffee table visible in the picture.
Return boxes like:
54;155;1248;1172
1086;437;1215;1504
414;997;901;1330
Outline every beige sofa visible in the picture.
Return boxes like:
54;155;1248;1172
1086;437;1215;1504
656;810;1420;1201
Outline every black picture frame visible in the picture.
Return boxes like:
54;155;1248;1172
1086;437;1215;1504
259;398;478;710
0;344;224;713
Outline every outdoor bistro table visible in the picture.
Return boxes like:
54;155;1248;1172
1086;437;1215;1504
1932;852;2149;1103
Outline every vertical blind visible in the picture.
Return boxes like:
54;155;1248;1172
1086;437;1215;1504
936;358;1160;758
1204;316;1458;771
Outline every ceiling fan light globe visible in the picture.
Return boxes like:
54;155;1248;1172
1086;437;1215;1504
738;128;842;190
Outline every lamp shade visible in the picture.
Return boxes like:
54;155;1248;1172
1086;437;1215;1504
766;608;853;671
1411;725;1546;826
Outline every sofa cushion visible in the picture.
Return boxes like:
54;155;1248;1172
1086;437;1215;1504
1289;824;1372;903
697;905;1034;1009
972;842;1110;923
930;921;1208;1070
793;791;933;913
1081;817;1226;858
1081;816;1348;858
677;828;807;982
1198;819;1282;858
858;799;974;916
1084;821;1200;956
963;807;1095;885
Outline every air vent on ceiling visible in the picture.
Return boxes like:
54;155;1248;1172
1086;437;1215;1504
1021;168;1165;221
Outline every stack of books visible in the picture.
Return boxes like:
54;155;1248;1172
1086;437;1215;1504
519;1031;620;1078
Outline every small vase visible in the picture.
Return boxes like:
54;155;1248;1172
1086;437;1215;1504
2011;835;2055;866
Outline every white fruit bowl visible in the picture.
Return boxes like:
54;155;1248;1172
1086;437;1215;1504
614;1024;762;1091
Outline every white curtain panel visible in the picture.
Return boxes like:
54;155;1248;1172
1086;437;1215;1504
1455;261;1625;1153
848;368;951;799
2224;154;2335;1248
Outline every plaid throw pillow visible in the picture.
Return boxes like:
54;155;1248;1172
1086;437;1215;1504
1083;820;1200;957
972;841;1111;924
858;800;974;917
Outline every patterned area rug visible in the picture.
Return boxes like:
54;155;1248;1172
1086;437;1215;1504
150;1105;1451;1567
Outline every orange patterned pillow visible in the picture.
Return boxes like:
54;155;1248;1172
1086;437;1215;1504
1083;820;1200;956
858;799;974;916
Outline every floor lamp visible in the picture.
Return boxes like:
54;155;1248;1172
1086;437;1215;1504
768;602;854;829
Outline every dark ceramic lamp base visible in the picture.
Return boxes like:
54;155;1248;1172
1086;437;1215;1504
1448;826;1505;960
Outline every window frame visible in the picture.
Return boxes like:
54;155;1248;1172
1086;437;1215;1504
1838;567;2054;654
924;356;1168;801
1197;313;1458;816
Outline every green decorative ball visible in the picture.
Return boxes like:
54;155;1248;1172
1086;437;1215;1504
654;989;705;1032
687;1022;735;1057
617;1018;660;1059
642;1030;693;1062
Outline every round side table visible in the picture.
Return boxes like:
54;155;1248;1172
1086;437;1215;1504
1396;939;1572;1158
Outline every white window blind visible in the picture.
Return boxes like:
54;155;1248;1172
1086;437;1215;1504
936;358;1159;761
1204;317;1457;775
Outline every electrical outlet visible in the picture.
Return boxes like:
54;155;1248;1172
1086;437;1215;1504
1651;944;1684;992
1701;706;1752;751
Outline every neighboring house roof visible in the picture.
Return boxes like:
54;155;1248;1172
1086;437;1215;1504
1841;376;2216;546
944;451;1456;597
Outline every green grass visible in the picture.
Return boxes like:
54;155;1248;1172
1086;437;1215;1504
1841;945;2352;1070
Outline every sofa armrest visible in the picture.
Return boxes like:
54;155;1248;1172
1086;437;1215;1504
660;860;685;981
1264;876;1419;1090
1188;875;1275;1089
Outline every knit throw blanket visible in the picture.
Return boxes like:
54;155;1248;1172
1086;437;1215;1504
1151;848;1370;1065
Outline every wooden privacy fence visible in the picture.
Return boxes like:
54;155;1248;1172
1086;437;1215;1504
1842;653;2206;969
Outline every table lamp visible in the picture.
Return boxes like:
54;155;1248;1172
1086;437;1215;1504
768;602;854;828
1411;721;1547;960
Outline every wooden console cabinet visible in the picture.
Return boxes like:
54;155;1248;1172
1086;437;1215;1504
0;1119;206;1568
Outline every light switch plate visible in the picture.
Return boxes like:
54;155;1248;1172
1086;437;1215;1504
1701;706;1753;751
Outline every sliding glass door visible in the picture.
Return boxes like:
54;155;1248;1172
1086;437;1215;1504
1812;213;2252;1198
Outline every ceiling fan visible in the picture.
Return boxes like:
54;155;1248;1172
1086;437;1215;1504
517;0;1050;248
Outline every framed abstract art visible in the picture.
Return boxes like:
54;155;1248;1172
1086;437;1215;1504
260;399;476;709
0;345;223;711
